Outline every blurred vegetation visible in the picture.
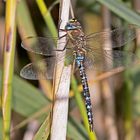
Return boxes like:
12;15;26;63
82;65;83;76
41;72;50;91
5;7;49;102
1;0;140;140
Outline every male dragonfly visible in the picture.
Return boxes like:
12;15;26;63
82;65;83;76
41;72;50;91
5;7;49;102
20;18;139;131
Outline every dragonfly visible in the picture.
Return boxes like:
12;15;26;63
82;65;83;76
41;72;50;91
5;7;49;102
20;18;139;131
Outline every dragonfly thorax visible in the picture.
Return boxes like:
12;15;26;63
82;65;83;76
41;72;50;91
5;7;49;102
65;19;86;47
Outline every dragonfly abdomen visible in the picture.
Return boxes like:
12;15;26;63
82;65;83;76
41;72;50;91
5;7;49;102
76;54;94;131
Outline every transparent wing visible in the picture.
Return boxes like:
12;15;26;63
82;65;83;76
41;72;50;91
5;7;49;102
20;49;74;80
84;49;138;72
21;36;69;56
85;24;139;50
20;57;56;80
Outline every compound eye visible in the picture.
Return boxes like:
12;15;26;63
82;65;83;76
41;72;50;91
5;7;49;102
65;24;73;30
68;24;72;28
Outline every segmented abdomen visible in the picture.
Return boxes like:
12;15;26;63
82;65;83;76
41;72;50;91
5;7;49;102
76;54;94;131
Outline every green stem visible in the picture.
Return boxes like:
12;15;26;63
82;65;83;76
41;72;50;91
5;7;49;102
1;0;17;140
124;72;134;140
71;76;97;140
36;0;58;37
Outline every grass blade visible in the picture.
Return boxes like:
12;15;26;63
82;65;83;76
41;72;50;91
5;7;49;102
1;1;17;140
71;76;97;140
33;113;51;140
36;0;58;37
97;0;140;25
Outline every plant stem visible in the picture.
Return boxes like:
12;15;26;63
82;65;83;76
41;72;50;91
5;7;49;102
36;0;58;37
71;76;97;140
1;0;17;140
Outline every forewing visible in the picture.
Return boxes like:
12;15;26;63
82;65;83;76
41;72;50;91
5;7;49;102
85;24;139;50
21;36;67;56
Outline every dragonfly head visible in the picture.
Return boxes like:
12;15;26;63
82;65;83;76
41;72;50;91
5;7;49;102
65;18;82;31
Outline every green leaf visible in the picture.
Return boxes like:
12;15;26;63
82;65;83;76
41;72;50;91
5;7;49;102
36;0;58;37
33;114;51;140
0;69;88;138
0;71;50;117
67;116;88;140
97;0;140;25
12;75;50;116
17;0;36;36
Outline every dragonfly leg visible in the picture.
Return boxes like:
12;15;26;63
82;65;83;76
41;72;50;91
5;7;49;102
54;39;71;52
59;28;66;32
58;33;67;39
